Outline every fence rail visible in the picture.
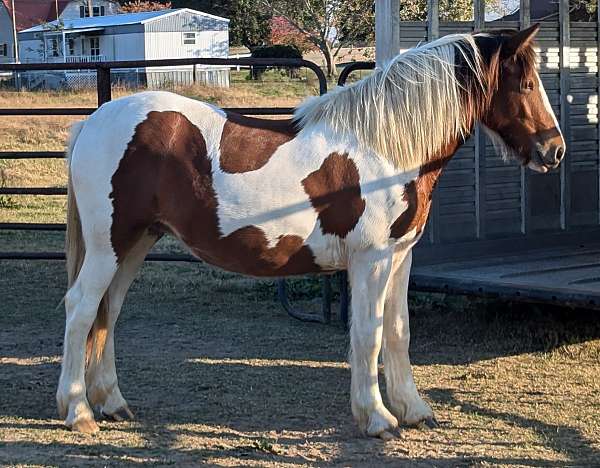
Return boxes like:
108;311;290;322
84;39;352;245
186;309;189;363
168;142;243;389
0;56;341;324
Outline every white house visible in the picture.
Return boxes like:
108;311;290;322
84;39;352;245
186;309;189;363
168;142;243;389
17;8;230;88
0;0;119;64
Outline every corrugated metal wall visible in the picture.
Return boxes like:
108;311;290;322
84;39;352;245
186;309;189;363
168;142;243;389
143;11;229;87
397;21;599;247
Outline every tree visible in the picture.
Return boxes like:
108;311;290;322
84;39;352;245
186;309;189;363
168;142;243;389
229;0;271;48
270;16;315;53
120;1;171;12
164;0;271;47
259;0;374;77
398;0;508;21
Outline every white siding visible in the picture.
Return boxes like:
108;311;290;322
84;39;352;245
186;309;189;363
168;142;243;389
143;30;227;60
19;39;44;63
112;33;145;61
0;4;14;63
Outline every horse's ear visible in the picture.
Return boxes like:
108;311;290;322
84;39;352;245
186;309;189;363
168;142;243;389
501;23;540;59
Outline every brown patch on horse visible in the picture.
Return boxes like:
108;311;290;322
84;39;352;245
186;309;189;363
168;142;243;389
390;180;418;239
111;111;319;276
206;227;318;276
219;111;297;173
390;145;458;240
302;152;366;238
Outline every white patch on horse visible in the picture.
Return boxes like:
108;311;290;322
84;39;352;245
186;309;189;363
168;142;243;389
536;70;565;147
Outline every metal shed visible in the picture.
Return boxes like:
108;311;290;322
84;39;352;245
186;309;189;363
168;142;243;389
17;8;230;89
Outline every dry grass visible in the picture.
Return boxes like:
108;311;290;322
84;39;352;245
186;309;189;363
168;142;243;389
0;250;599;467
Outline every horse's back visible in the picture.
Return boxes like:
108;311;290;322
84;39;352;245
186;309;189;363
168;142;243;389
68;91;411;276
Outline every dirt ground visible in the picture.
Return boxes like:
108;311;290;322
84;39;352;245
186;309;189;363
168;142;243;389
1;236;600;466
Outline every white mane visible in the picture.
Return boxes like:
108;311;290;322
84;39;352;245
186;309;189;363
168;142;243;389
294;34;485;170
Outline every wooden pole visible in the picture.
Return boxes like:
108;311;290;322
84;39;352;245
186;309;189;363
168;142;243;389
473;0;485;30
559;0;571;230
10;0;19;63
519;0;531;28
55;0;59;20
519;0;531;234
375;0;400;67
62;30;67;62
427;0;439;41
474;0;485;238
427;0;439;242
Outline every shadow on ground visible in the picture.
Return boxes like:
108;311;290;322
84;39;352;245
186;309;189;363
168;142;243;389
1;260;599;466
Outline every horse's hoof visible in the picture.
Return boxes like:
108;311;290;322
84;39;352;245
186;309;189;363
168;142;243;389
70;417;100;434
364;407;399;438
417;416;439;430
102;406;135;422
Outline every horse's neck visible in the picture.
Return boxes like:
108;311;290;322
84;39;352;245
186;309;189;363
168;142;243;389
415;135;464;191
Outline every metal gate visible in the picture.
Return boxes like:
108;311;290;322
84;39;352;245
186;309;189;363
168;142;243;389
0;57;348;323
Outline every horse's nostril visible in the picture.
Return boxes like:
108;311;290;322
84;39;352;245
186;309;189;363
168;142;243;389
556;146;565;162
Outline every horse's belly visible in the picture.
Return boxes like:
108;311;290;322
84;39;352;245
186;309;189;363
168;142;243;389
183;225;328;277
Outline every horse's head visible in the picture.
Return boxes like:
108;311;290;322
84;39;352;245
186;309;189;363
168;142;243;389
478;25;566;173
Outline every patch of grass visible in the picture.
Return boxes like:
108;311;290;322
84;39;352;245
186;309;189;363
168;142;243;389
251;436;280;455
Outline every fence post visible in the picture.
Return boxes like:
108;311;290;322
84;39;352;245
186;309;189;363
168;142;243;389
427;0;440;243
427;0;439;41
375;0;400;67
559;0;571;230
473;0;486;239
96;66;112;106
519;0;531;27
520;0;531;235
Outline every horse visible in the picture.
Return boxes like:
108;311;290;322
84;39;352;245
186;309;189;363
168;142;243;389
57;24;565;438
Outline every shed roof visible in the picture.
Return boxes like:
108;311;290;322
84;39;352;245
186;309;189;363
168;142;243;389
20;7;228;33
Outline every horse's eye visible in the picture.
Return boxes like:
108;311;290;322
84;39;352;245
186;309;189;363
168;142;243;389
522;80;535;93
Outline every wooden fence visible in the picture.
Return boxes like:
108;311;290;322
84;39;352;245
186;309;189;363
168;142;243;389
404;0;600;261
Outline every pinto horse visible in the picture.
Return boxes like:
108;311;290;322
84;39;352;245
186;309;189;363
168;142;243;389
58;24;565;438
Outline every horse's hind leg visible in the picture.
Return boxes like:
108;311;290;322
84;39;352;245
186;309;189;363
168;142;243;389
57;247;118;433
86;233;158;421
382;249;435;427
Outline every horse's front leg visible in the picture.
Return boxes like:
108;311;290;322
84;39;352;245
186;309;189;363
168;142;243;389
348;247;397;438
382;249;436;427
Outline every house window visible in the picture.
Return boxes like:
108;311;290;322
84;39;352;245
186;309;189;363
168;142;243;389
68;38;75;56
50;38;59;57
89;37;100;56
183;32;196;45
0;44;7;57
80;5;105;17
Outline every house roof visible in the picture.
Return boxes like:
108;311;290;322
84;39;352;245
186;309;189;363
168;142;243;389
20;8;229;33
1;0;70;31
496;0;596;22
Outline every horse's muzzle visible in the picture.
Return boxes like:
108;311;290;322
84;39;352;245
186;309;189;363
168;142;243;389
531;143;565;172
